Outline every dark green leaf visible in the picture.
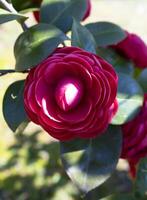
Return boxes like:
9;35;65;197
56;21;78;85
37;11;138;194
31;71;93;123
11;0;39;11
97;47;134;76
0;8;28;24
14;23;68;71
3;80;29;132
111;73;143;125
60;126;122;193
85;170;132;200
40;0;88;32
134;67;142;79
0;3;4;9
71;19;96;53
0;1;10;10
135;158;147;199
86;22;126;46
97;47;120;65
114;59;134;76
16;120;29;134
137;68;147;93
101;193;135;200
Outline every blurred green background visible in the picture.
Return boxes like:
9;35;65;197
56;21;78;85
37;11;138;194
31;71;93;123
0;0;147;199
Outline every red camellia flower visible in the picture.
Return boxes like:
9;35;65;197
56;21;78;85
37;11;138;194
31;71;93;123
24;47;118;141
121;94;147;177
32;0;41;21
82;0;91;21
33;0;91;22
112;32;147;68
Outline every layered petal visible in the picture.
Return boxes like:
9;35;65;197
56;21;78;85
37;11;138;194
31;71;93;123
112;32;147;68
24;47;118;141
121;94;147;177
33;0;91;22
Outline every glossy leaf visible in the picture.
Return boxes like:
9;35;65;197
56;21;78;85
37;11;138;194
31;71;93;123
0;3;3;9
14;23;68;71
97;47;134;76
11;0;40;11
60;126;122;193
111;73;143;125
0;8;28;24
71;19;96;53
40;0;87;32
137;68;147;93
85;170;132;199
3;80;29;132
0;1;10;9
114;59;134;76
135;158;147;199
101;194;136;200
86;22;126;46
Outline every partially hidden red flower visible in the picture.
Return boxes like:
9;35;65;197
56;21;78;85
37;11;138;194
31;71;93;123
128;160;138;178
33;11;40;22
33;0;91;22
32;0;41;21
112;32;147;68
82;0;91;21
24;47;118;141
121;94;147;177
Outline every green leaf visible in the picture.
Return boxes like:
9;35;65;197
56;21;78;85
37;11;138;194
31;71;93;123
135;158;147;199
111;73;143;125
86;22;126;46
14;23;68;71
97;47;134;76
101;193;135;200
85;170;132;199
0;8;28;24
3;80;29;132
97;47;119;65
0;2;10;10
137;68;147;93
60;126;122;193
11;0;39;11
71;19;96;53
40;0;88;32
16;120;29;134
114;59;134;76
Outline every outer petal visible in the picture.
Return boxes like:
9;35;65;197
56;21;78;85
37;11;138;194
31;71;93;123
112;32;147;68
121;94;147;177
24;46;118;141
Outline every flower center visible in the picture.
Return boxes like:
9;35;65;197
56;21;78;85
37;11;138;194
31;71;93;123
55;78;83;112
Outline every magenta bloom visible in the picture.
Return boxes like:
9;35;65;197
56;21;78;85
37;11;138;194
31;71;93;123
24;47;118;141
82;0;91;21
121;94;147;177
33;11;39;22
33;0;91;22
112;32;147;68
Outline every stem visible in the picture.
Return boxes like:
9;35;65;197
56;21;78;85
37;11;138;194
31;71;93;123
0;0;28;31
0;69;28;76
0;0;17;13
